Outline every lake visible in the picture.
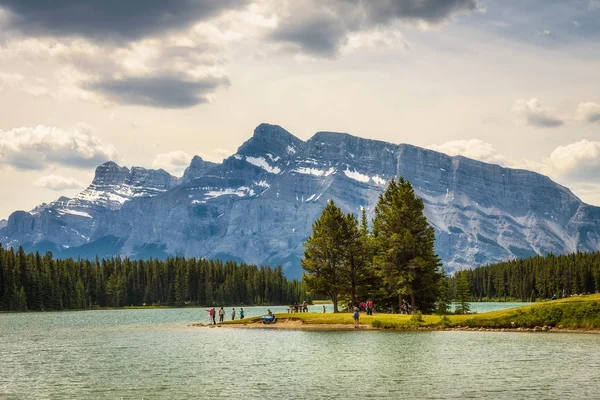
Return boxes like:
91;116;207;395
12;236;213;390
1;303;599;399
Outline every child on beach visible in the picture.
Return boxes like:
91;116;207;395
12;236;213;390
353;307;359;329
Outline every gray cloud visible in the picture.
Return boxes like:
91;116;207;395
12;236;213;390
361;0;479;24
270;0;479;56
271;14;349;57
0;0;248;43
89;75;230;108
512;98;565;128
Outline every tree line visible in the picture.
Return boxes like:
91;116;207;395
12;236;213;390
450;251;600;301
0;245;309;311
302;178;449;314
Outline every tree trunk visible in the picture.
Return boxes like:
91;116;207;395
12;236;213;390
333;293;339;313
399;294;402;314
410;292;416;314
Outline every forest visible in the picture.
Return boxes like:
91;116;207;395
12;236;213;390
451;251;600;301
0;245;309;312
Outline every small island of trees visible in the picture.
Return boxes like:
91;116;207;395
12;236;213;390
302;177;451;314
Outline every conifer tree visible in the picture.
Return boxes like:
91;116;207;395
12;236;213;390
455;272;471;314
341;213;366;305
302;200;348;312
437;267;452;315
372;178;441;313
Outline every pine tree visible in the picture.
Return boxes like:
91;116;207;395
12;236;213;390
437;267;452;315
455;272;471;314
372;178;441;313
302;200;348;312
340;212;367;305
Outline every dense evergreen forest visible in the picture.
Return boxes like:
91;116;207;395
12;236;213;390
452;251;600;301
0;245;309;312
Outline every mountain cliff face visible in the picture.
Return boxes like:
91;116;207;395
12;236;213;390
2;123;600;277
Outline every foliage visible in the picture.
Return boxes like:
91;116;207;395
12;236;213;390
0;246;308;311
302;178;443;314
451;251;600;301
454;272;471;314
228;294;600;331
436;267;452;314
302;200;349;312
372;178;442;313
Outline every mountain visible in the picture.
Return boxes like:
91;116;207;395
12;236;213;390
2;123;600;277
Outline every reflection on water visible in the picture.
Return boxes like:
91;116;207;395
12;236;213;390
1;305;599;399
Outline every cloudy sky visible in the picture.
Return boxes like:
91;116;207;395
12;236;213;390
1;0;599;219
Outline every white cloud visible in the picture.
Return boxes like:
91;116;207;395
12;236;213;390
430;137;600;183
34;174;84;190
0;124;118;170
430;139;508;165
545;140;600;182
574;102;600;123
0;72;49;96
0;72;24;91
512;98;564;127
589;1;600;11
152;150;191;173
341;28;409;55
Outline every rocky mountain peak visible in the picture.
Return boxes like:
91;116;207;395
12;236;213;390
92;161;130;186
128;166;178;189
237;123;305;159
182;156;219;182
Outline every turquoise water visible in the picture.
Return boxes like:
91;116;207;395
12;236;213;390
1;303;599;399
451;302;530;313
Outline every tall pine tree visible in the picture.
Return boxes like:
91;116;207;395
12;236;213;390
302;200;348;312
372;178;441;313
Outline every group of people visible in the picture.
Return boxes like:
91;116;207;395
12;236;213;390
349;299;375;315
288;301;309;313
206;306;245;325
400;299;412;314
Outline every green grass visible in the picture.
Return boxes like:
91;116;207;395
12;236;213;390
224;294;600;330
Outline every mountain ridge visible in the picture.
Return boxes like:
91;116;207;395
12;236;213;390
1;123;599;278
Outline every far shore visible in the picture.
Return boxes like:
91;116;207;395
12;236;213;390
193;319;600;334
192;293;600;333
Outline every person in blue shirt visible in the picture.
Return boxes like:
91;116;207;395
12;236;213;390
353;307;359;329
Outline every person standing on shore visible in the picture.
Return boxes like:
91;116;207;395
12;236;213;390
240;308;245;319
231;308;236;321
353;307;359;329
322;305;326;313
219;307;224;323
212;308;216;325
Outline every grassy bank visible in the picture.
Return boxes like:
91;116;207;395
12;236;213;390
223;294;600;331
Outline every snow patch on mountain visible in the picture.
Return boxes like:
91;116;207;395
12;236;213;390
205;187;255;199
343;168;370;183
372;175;386;185
293;167;335;177
245;156;282;174
57;209;93;218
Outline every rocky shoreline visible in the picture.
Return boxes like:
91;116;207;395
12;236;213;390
192;319;600;333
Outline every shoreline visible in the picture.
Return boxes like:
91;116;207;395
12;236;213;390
192;318;600;334
192;294;600;333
